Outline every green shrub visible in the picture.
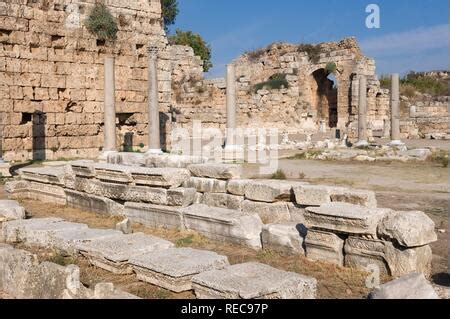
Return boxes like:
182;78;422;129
270;169;287;180
379;72;449;96
325;62;337;74
297;43;322;63
253;73;289;92
84;4;118;41
169;29;213;72
161;0;179;32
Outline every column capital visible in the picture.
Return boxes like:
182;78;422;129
148;45;159;59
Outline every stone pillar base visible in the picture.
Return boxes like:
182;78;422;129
98;151;118;163
0;162;12;177
388;140;406;151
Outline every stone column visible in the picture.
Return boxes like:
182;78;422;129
147;46;162;154
390;73;403;145
102;56;117;155
225;63;237;149
355;75;368;147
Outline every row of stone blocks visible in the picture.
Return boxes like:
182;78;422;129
0;213;317;299
5;160;437;279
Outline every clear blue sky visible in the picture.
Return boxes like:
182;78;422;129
170;0;449;78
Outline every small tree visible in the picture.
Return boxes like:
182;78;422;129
169;29;213;72
84;4;118;41
161;0;179;32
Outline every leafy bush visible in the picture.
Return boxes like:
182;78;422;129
297;43;322;64
253;73;289;92
325;62;337;74
161;0;179;32
84;4;118;41
169;29;213;72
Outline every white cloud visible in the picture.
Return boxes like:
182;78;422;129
360;24;449;57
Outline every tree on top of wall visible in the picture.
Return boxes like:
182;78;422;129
162;0;179;32
169;29;213;72
84;4;118;41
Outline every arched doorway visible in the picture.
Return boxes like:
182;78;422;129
310;69;338;128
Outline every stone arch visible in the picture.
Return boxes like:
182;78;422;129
309;68;338;128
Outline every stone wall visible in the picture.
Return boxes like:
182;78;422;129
0;0;173;161
171;38;390;139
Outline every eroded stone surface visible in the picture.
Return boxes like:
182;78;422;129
65;189;124;216
0;200;26;222
18;166;65;186
130;248;229;292
143;154;208;168
192;262;317;299
305;229;344;266
124;202;184;230
304;203;389;235
241;200;290;224
183;177;227;193
262;223;306;255
227;179;252;196
378;211;437;248
78;233;174;274
202;193;244;210
244;180;306;203
187;164;241;180
369;273;439;299
167;188;197;207
344;236;389;275
180;204;263;249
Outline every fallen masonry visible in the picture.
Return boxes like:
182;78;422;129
130;248;229;292
3;160;438;279
192;262;317;299
369;273;439;299
0;200;26;222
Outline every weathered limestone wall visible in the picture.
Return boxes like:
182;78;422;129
401;96;449;139
0;0;173;161
171;38;390;139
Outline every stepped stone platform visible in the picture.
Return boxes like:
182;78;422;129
78;233;174;274
192;262;317;299
130;248;229;292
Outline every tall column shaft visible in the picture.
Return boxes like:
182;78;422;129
148;48;161;152
358;75;368;143
103;56;116;152
390;73;401;141
226;64;236;147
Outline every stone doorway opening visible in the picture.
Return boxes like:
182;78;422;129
310;68;338;128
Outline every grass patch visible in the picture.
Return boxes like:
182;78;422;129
253;73;289;92
48;253;78;267
297;43;322;63
270;169;287;180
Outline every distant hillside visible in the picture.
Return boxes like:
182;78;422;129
379;71;449;97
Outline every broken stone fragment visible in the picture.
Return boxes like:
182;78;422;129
369;273;439;299
243;180;306;203
261;223;306;255
116;218;132;234
241;200;291;224
0;200;26;221
304;229;344;266
377;210;437;248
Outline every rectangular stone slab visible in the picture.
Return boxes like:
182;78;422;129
244;180;307;203
124;202;185;230
187;163;241;180
65;189;124;216
202;193;244;210
18;166;65;186
50;228;124;255
180;204;263;249
130;248;229;292
261;223;305;255
241;200;290;224
304;229;344;266
344;236;389;275
12;181;67;205
2;218;64;243
78;233;174;274
142;154;208;168
192;262;317;299
304;203;388;235
93;163;133;184
127;166;191;188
